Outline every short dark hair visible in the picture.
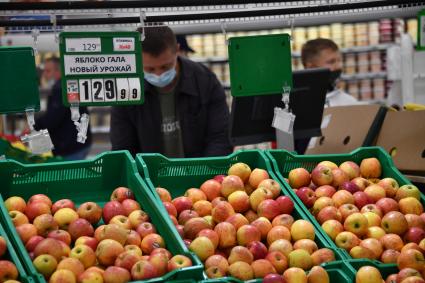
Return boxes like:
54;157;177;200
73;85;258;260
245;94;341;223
301;38;339;67
44;56;60;69
138;25;177;57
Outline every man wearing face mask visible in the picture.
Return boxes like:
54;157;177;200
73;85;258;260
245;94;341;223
301;38;358;107
110;26;233;157
34;57;92;160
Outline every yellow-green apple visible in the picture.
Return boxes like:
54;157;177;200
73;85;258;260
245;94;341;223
102;201;125;224
339;161;360;180
291;220;315;241
25;201;51;222
360;157;382;178
136;222;156;239
268;239;293;258
332;190;354;207
237;224;261;246
360;238;383;259
228;162;252;182
212;201;235;223
8;210;29;227
331;168;349;188
335;231;360;251
197;229;219;249
265;251;288;274
363;211;382;227
78;269;103;283
404;227;425;244
32;214;58;237
251;217;272;239
318;161;338;170
396;185;421;201
353;191;373;209
70;244;96;269
53;208;78;230
205;266;226;278
214;222;236;249
263;273;285;283
288;249;312;270
380;233;404;251
68;218;94;241
114;250;142;271
257;199;281;220
271;214;294;229
397;268;423;283
352;177;370;191
103;266;131;283
315;185;336;198
246;240;268;260
350;245;375;259
184;188;207;204
33;238;63;261
377;178;399;198
50;269;76;283
258;179;281;199
33;254;57;278
97;224;128;245
96;239;124;266
125;230;141;246
221;175;244;198
405;214;425;229
296;187;316;208
128;210;149;229
311;248;335;265
200;180;222;201
397;249;425;271
16;223;37;244
420;238;425;251
193;200;212;217
311;165;333;186
343;213;369;237
205;254;229;273
276;196;294;214
228;245;254;264
77;202;102;225
226;213;250;231
355;266;382;283
228;261;254;281
155;187;172;202
317;206;342;224
25;235;44;253
141;233;165;255
249;187;273;211
308;266;330;283
381;211;408;235
339;203;359;221
183;217;211;240
28;194;52;207
249;168;270;189
399;197;424;215
167;255;192;272
293;239;318;255
283;267;307;283
288;168;311;189
189;236;215;261
361;204;383;217
57;258;84;278
381;249;400;263
124;245;142;256
251;259;276;278
4;196;26;212
109;215;131;230
47;230;71;246
52;199;75;214
228;191;250;213
148;252;168;276
322;219;344;240
311;197;334;215
266;225;291;245
111;187;134;202
366;226;386;239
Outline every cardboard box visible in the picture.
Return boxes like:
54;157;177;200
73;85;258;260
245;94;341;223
305;105;387;154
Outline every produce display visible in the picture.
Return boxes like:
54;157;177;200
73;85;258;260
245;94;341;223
0;234;19;283
154;162;336;282
4;187;193;283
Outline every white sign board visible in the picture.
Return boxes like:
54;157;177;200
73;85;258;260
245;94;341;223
63;54;137;75
65;38;101;52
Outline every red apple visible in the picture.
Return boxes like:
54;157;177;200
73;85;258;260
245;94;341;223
16;223;37;244
68;218;94;242
332;190;354;207
221;175;245;198
213;175;225;184
249;168;270;189
315;185;336;198
404;227;425;244
121;199;141;216
131;260;158;280
317;206;342;224
275;196;294;214
193;200;212;217
200;179;222;201
247;240;268;260
103;266;131;283
339;161;360;180
24;202;51;222
376;198;399;214
25;235;44;252
4;196;26;213
257;199;281;220
183;217;211;240
295;187;316;208
263;273;285;283
115;251;142;271
353;191;372;208
352;177;370;191
102;201;125;224
33;238;64;261
339;181;360;194
47;230;71;246
178;209;199;225
52;199;75;214
226;213;250;231
377;178;399;198
214;222;237;249
381;211;408;235
331;168;349;188
172;196;193;215
155;187;172;202
74;236;98;251
28;194;52;207
136;222;156;239
33;213;58;237
311;165;333;186
265;251;288;274
111;187;134;202
77;202;102;225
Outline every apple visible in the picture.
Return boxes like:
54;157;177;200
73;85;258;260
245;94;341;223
228;245;254;264
268;239;293;258
318;161;338;170
244;240;268;260
226;213;250;231
360;157;382;178
263;273;285;283
125;230;141;246
25;201;51;222
141;233;165;255
251;259;277;278
397;268;423;283
131;260;158;280
228;261;254;281
343;213;369;237
124;245;142;256
200;180;222;201
377;178;399;198
214;222;237;249
335;231;360;251
16;223;37;244
68;218;94;241
205;254;229;273
311;165;333;186
136;222;156;239
119;199;140;216
197;229;219;249
183;217;211;240
115;250;142;271
275;196;294;214
399;197;424;215
249;168;270;189
228;162;252;182
212;201;235;223
184;188;207;206
102;201;125;224
205;266;226;279
258;179;281;198
4;196;26;212
129;210;149;229
308;265;330;283
214;174;226;183
33;213;58;237
380;233;404;251
57;258;85;278
288;168;311;189
265;251;288;274
257;199;281;220
293;239;318;255
162;202;177;218
33;238;64;262
405;214;425;229
283;267;307;283
97;224;128;245
399;277;425;283
362;211;381;228
404;227;425;244
50;270;76;283
96;239;124;266
227;191;250;213
291;220;315;241
353;191;372;208
321;219;344;240
339;161;360;180
33;254;57;278
189;236;215;261
155;187;172;202
103;266;131;283
221;175;245;198
366;226;386;239
28;194;52;207
237;224;261;246
396;185;421;201
167;255;192;272
52;199;75;214
360;238;383;259
361;204;383;217
69;244;97;269
211;197;226;208
8;210;29;227
84;266;105;276
317;206;342;224
172;196;193;215
53;208;79;230
311;248;335;265
296;187;316;208
339;181;360;194
381;249;400;263
47;230;72;246
178;209;199;225
111;187;134;202
397;249;425;271
251;217;272;239
339;203;359;221
25;235;44;253
193;200;212;217
385;274;398;283
332;190;354;207
250;188;273;211
243;209;259;223
352;177;371;191
401;243;423;253
420;239;425;252
267;225;291;245
381;211;408;235
331;168;349;188
315;185;336;198
355;266;382;283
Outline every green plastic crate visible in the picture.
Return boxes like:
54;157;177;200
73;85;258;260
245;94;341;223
0;222;36;283
0;150;204;283
136;150;348;281
347;259;399;282
265;146;425;264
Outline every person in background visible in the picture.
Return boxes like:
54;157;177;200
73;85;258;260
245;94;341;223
301;38;358;107
176;35;195;57
110;26;232;157
35;57;92;160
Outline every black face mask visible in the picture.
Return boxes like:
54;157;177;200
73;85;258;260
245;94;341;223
328;69;342;92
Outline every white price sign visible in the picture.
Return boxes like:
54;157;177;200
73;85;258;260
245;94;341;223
66;38;101;53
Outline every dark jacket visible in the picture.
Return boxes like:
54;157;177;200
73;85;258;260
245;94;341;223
35;80;92;156
110;56;233;157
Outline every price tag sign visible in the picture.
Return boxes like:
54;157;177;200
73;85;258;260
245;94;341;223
59;32;144;106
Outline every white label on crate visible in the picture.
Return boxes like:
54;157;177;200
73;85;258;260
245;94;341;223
321;114;332;129
113;37;135;51
65;38;101;52
78;79;92;102
64;54;136;75
116;78;130;101
91;79;105;102
128;78;141;101
104;79;117;102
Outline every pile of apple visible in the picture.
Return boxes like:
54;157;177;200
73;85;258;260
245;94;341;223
0;235;20;283
155;163;336;283
4;187;192;283
355;264;425;283
286;158;425;280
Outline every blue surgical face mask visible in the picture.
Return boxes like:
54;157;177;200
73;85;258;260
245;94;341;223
144;67;176;88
